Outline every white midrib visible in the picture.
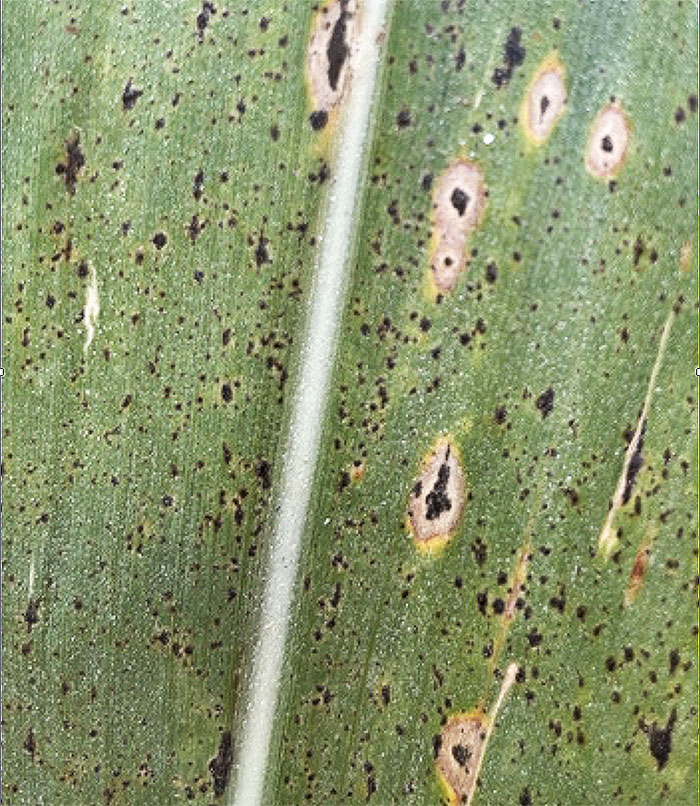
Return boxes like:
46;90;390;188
230;3;391;804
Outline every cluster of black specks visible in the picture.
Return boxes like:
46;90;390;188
208;731;233;796
492;27;525;88
55;134;85;195
425;459;451;521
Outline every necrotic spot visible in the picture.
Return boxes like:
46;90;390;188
407;439;465;551
522;56;566;145
429;161;486;292
585;103;631;179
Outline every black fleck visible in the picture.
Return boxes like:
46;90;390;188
122;80;143;110
535;388;554;418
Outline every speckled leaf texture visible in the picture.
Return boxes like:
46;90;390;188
2;2;698;806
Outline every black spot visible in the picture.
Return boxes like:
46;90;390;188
527;629;542;647
255;460;271;490
455;47;465;71
540;94;550;119
24;598;40;632
193;169;204;201
646;709;676;771
396;108;412;128
381;685;391;705
674;106;685;124
535;388;554;418
421;173;433;192
196;2;216;41
152;232;167;250
622;422;645;505
425;462;451;520
451;743;471;767
688;95;698;113
221;383;233;401
633;236;644;266
326;2;351;91
519;788;532;806
494;406;507;424
122;80;143;111
601;134;614;153
492;27;525;88
485;261;498;283
254;234;270;267
55;134;85;195
309;110;328;131
24;728;36;759
209;731;233;796
450;187;469;216
46;294;56;308
669;649;680;675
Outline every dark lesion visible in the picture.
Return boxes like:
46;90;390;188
539;94;550;120
326;1;351;91
601;134;614;152
450;187;469;217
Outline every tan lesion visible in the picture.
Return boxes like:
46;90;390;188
521;54;567;145
428;161;487;294
436;664;519;805
585;102;631;179
306;0;358;130
407;438;466;554
436;714;488;805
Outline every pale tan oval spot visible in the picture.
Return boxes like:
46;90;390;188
522;56;567;145
306;0;357;129
436;715;487;805
407;438;465;552
585;103;631;179
429;161;486;292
